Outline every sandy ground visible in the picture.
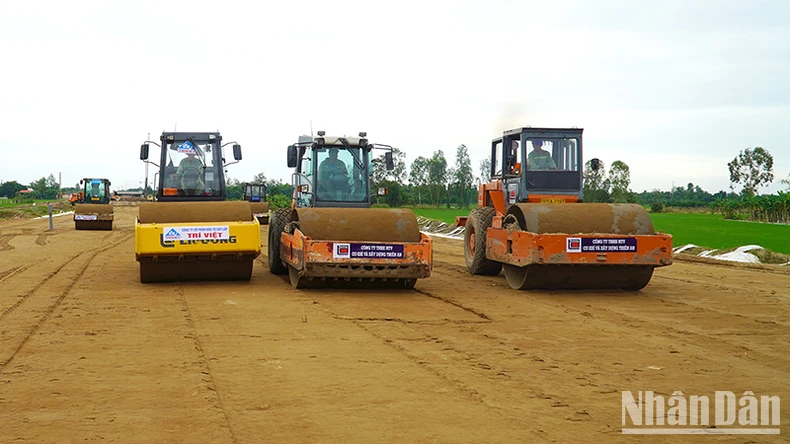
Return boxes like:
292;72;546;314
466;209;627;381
0;206;788;443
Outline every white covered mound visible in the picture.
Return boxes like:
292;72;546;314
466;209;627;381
417;216;464;239
673;244;789;265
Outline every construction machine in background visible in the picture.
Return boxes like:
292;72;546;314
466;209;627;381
268;132;432;289
68;192;83;206
135;131;261;283
243;183;269;225
73;178;114;230
461;127;672;291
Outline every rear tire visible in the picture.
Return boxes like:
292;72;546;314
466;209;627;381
464;207;502;275
268;208;291;275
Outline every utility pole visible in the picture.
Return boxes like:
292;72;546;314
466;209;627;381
58;172;62;198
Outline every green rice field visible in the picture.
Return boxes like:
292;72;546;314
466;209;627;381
411;207;790;254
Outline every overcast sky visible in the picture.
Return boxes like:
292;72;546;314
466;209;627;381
1;0;788;194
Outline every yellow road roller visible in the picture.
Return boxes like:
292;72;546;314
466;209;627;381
135;131;261;283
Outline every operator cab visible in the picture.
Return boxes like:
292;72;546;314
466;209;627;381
287;131;394;208
81;178;111;204
244;183;267;202
491;127;585;203
139;131;242;202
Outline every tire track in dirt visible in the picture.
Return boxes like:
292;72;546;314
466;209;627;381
0;234;15;251
0;257;81;320
431;258;790;369
0;233;130;321
326;287;614;437
178;287;239;444
0;233;132;369
0;262;45;283
360;258;788;437
259;227;788;439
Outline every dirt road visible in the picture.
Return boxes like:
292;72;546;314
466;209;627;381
1;206;788;443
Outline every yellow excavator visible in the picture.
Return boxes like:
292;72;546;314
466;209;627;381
135;131;261;283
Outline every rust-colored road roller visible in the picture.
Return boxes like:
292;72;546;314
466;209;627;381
459;127;672;290
268;132;432;289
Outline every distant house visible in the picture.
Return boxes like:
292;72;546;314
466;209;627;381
18;189;33;194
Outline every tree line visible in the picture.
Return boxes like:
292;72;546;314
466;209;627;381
3;143;787;222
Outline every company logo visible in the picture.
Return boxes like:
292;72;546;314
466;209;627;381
334;243;350;259
566;237;581;253
176;140;196;153
164;228;181;241
622;391;780;435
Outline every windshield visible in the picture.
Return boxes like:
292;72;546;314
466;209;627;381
245;185;265;201
85;179;106;201
315;146;368;202
525;138;579;172
163;138;221;197
523;137;581;191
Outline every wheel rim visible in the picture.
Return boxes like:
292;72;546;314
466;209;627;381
468;226;476;255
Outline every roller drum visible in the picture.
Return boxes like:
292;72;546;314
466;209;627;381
250;202;269;215
75;203;113;216
505;203;655;235
138;201;253;223
74;203;113;230
293;208;421;242
502;203;657;291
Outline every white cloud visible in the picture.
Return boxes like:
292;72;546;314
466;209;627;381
1;0;788;195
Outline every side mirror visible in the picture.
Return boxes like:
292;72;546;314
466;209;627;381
233;144;242;161
140;144;149;160
385;151;394;171
287;145;298;168
590;158;601;171
80;179;84;185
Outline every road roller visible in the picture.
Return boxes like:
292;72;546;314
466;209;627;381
243;182;269;225
135;131;261;283
461;127;672;290
268;132;432;289
73;178;114;231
